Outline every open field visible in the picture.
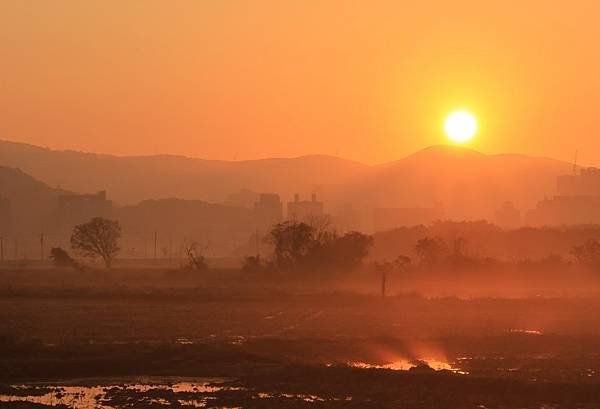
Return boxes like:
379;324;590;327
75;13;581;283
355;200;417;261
3;268;600;408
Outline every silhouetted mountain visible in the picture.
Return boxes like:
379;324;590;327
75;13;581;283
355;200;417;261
115;199;256;257
0;166;72;233
0;166;263;257
0;140;575;224
355;145;573;221
0;140;368;206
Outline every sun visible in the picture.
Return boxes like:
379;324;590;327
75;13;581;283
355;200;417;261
444;110;477;143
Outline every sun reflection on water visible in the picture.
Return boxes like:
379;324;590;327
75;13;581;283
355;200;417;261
348;358;468;374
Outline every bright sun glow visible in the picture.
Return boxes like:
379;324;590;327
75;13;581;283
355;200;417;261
444;110;477;143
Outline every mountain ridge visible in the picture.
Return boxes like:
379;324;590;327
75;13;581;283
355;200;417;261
0;138;576;168
0;139;577;222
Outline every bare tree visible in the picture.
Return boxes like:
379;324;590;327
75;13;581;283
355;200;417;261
182;241;209;271
71;217;121;268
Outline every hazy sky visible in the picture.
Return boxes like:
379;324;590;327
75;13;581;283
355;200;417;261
2;1;600;164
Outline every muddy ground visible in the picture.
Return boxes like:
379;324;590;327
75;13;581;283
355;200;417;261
2;269;600;408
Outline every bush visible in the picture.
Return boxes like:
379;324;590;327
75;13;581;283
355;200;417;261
50;247;77;268
267;221;373;273
242;256;262;274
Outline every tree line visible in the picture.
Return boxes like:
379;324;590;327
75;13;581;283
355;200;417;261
51;216;600;273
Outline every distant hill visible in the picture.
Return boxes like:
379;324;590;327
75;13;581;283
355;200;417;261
0;140;575;224
0;165;260;256
115;199;256;257
353;145;573;221
0;166;72;233
0;140;369;206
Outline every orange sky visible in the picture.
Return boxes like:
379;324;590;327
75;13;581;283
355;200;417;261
2;1;600;164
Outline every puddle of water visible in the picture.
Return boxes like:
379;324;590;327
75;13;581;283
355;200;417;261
230;335;247;345
1;385;110;409
509;329;543;335
283;393;324;402
1;376;339;408
0;378;231;409
256;392;328;403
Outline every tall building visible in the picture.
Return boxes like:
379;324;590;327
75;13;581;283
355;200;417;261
58;190;112;230
557;167;600;196
253;193;283;227
287;193;324;222
526;195;600;226
527;167;600;226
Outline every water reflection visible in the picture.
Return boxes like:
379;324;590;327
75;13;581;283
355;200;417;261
0;378;231;408
0;378;343;408
348;358;468;374
509;329;544;335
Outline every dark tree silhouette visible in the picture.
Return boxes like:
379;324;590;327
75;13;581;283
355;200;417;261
572;238;600;268
182;241;208;271
268;221;372;272
415;236;447;266
269;221;315;269
394;255;411;272
328;231;374;269
71;217;121;268
50;247;76;268
242;255;262;273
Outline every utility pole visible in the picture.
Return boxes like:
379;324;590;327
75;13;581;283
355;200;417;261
255;229;260;259
40;233;44;261
154;230;158;259
169;234;173;265
0;235;3;263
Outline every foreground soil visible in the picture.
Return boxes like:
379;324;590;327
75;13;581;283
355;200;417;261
3;269;600;407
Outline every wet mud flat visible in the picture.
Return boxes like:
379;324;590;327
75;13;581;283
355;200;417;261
3;366;600;409
4;286;600;407
3;336;600;408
